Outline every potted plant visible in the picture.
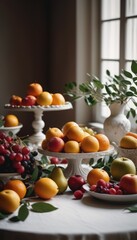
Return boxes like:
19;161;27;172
64;60;137;143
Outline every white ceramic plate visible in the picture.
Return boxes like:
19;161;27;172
83;184;137;203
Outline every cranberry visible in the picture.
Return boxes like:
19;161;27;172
73;190;84;199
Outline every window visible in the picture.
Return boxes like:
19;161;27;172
99;0;137;125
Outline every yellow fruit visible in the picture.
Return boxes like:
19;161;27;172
95;133;110;151
51;93;65;105
87;168;110;186
126;132;137;139
64;140;80;153
4;179;27;200
36;91;53;106
0;189;20;213
66;125;85;142
45;127;64;140
4;114;19;127
34;177;58;199
120;135;137;149
81;135;99;152
62;121;79;136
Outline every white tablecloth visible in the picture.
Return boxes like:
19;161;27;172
0;188;137;240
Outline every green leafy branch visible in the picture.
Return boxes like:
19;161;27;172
64;60;137;122
89;152;118;176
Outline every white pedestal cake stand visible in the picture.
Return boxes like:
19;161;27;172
38;145;114;179
5;102;72;147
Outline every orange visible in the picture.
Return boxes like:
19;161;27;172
62;121;79;135
0;189;20;213
36;91;53;106
41;138;48;150
4;114;19;127
45;127;64;140
66;125;85;142
27;83;43;97
87;168;110;186
95;133;110;151
126;132;137;139
34;177;58;199
81;135;99;152
64;140;80;153
120;135;137;148
4;179;27;199
52;93;65;105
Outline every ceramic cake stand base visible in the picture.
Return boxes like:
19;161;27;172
63;158;90;179
38;146;114;179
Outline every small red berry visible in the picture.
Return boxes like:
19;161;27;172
73;190;84;199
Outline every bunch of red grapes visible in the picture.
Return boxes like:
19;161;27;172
0;131;39;178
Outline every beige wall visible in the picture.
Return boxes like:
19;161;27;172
0;0;97;137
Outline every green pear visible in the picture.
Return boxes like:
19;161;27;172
49;166;68;194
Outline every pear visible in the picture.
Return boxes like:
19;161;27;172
49;166;68;194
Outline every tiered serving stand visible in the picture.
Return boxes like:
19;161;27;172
5;102;72;147
4;102;115;179
39;146;114;179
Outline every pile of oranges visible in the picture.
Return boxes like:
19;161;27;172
0;177;59;213
9;82;66;106
42;121;110;153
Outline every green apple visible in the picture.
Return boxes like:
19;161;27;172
110;157;136;181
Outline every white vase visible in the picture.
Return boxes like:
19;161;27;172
104;103;131;144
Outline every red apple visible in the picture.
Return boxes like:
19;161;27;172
119;174;137;194
47;137;64;152
10;95;22;106
50;157;60;164
21;95;36;106
68;175;86;192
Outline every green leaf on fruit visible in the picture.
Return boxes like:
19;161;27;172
125;206;137;213
31;202;58;213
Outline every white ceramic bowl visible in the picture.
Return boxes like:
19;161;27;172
0;124;23;136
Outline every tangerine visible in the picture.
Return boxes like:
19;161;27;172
36;91;53;106
34;177;58;199
87;168;110;186
41;138;48;150
95;133;110;151
27;83;43;97
62;121;79;136
4;114;19;127
4;179;27;199
126;132;137;139
81;135;99;152
66;125;85;142
64;140;80;153
0;189;20;213
52;93;65;105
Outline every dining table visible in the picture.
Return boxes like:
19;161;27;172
0;164;137;240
